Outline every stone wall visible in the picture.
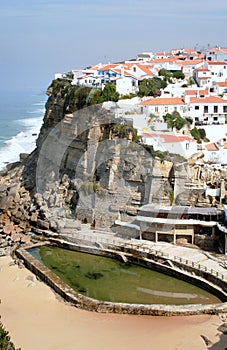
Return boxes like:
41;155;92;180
15;242;227;316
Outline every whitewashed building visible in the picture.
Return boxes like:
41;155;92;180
203;136;227;163
142;132;197;158
138;94;227;125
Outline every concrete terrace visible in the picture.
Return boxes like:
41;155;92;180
59;225;227;283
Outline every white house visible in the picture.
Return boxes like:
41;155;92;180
205;47;227;62
139;97;187;118
113;76;138;95
203;136;227;163
188;95;227;125
136;52;154;61
193;67;212;87
177;59;203;79
142;132;197;158
138;93;227;126
214;82;227;96
206;61;227;83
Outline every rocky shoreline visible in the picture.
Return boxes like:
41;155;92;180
1;79;227;257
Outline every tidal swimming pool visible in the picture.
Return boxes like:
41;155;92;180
29;245;221;305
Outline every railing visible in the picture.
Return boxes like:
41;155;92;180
59;232;227;283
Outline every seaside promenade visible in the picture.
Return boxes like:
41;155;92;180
61;225;227;282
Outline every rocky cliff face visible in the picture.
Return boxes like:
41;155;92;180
0;80;227;254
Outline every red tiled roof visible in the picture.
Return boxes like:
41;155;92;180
217;82;227;87
139;97;185;106
190;96;227;103
196;67;210;72
150;58;177;63
143;132;195;143
136;64;154;76
207;61;227;65
205;143;219;151
99;64;119;71
208;47;227;53
184;89;208;96
177;60;203;66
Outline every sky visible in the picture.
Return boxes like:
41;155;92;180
0;0;227;91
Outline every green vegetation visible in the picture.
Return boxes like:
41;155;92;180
169;188;175;205
158;69;185;82
80;181;98;194
163;112;186;130
101;83;119;102
142;144;186;162
65;72;74;80
158;69;173;83
0;322;20;350
185;117;193;125
111;124;140;142
119;93;137;100
190;127;209;143
172;71;185;80
138;77;167;97
49;79;121;113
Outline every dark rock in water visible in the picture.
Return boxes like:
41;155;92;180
19;153;29;162
85;272;104;280
200;334;212;346
218;322;227;334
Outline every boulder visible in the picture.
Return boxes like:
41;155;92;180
3;224;14;235
218;323;227;334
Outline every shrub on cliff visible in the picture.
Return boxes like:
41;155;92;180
101;83;119;102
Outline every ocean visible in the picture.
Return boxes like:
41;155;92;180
0;88;47;170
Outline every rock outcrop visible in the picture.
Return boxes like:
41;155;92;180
0;79;227;254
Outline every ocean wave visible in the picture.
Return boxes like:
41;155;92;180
0;117;43;170
27;108;45;115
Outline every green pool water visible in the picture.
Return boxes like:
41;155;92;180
29;246;221;305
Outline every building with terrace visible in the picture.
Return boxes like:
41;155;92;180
115;205;226;253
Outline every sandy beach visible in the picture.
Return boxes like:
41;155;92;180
0;255;226;350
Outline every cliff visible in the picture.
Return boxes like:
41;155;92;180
0;80;227;254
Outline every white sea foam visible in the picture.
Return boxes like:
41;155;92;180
0;116;43;170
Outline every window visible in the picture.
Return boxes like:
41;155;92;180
204;106;208;113
155;107;159;112
133;67;136;72
186;143;189;150
223;106;227;113
165;106;168;112
174;107;177;112
195;106;199;110
214;105;218;113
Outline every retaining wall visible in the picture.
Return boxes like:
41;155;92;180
15;242;227;316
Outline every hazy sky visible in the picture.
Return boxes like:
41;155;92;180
0;0;227;91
